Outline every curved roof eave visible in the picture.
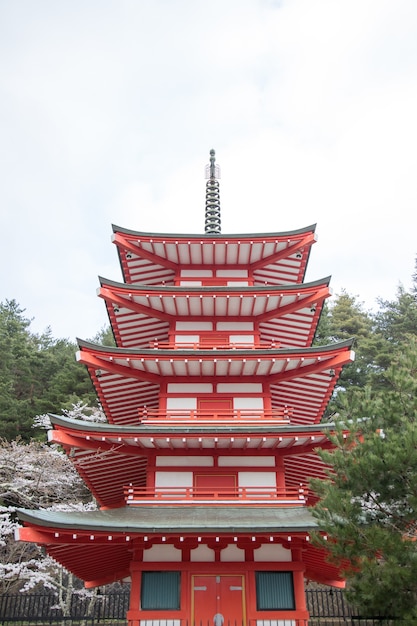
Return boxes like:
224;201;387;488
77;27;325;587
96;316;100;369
17;505;317;534
98;275;332;292
76;337;355;354
111;223;317;240
48;412;338;434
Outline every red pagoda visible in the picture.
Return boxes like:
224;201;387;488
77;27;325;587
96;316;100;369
18;151;354;626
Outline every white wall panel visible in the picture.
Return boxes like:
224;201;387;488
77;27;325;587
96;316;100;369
254;544;292;562
166;397;197;409
181;270;213;276
227;281;249;286
217;322;254;330
155;472;193;487
218;456;275;467
190;545;215;562
217;383;262;393
238;472;276;487
179;281;202;286
220;544;245;562
167;383;213;393
216;270;248;277
174;335;199;343
143;544;182;562
156;456;214;467
234;397;264;409
175;322;213;330
233;335;255;343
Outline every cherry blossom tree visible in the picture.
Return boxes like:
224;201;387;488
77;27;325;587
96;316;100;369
0;405;102;598
33;401;106;432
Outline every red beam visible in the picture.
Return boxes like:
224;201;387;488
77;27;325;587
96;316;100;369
113;232;178;271
250;233;316;271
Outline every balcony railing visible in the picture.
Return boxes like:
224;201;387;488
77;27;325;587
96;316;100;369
124;485;307;506
138;408;292;425
149;341;280;350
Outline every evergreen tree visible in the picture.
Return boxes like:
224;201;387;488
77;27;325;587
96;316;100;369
312;301;332;346
411;255;417;296
375;285;417;345
326;291;377;388
90;324;116;346
311;338;417;620
315;291;379;384
0;300;39;440
315;291;386;417
0;300;96;441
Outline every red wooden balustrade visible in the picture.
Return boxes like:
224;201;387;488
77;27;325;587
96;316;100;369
149;341;281;350
124;485;307;506
174;277;255;285
138;408;292;424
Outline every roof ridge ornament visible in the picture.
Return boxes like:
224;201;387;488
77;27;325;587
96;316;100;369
204;149;221;235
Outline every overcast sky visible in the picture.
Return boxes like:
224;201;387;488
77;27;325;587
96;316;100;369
1;0;417;341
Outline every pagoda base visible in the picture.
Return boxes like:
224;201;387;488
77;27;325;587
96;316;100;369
126;617;308;626
127;560;309;626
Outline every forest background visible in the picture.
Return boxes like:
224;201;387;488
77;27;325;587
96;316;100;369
1;257;417;617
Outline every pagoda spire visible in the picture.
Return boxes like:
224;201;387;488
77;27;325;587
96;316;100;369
204;149;221;235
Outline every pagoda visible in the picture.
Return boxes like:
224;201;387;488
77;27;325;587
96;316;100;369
18;151;354;626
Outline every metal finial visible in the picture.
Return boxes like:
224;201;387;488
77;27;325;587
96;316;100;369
205;149;221;235
209;149;216;178
205;149;220;180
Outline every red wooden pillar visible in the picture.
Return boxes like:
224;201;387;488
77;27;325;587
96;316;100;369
127;554;143;626
292;546;308;616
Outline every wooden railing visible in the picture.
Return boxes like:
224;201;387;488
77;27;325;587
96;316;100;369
149;341;280;350
138;408;292;424
124;485;307;506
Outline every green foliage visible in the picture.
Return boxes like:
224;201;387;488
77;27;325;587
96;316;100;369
89;324;116;346
326;290;377;389
313;301;332;346
315;291;386;418
375;285;417;346
311;339;417;620
316;283;417;419
0;300;96;441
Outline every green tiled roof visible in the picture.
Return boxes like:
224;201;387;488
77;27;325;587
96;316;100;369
18;505;317;534
49;412;336;435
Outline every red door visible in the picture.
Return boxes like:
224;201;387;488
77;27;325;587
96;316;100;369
194;473;237;498
192;575;245;626
199;332;229;348
197;398;233;420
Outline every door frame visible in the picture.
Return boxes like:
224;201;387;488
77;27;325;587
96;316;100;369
191;573;247;626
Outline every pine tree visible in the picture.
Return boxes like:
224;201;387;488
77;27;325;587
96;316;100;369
375;285;417;345
326;291;377;388
316;291;387;418
311;338;417;620
0;300;97;440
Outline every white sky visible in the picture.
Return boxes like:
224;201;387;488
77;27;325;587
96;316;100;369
1;0;417;341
